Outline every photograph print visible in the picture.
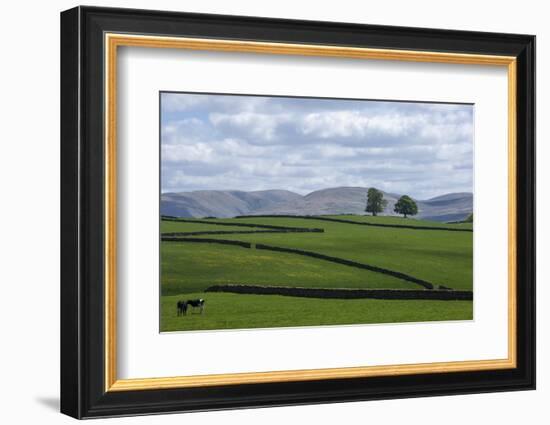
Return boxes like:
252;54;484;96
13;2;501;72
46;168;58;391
160;92;474;332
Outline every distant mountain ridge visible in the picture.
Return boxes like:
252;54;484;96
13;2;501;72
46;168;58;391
161;187;473;222
160;190;302;219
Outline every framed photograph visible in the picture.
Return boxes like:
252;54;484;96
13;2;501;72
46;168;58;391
60;6;535;419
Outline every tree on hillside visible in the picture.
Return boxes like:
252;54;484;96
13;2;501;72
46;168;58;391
394;195;418;218
365;188;387;216
465;213;473;223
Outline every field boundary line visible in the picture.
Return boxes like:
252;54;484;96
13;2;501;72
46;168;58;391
255;243;435;289
162;233;450;290
161;217;324;232
205;284;472;301
161;237;251;248
235;215;473;232
161;228;324;237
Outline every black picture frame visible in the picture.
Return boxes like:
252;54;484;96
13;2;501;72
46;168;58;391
60;5;535;419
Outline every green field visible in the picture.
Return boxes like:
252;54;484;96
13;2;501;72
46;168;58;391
323;215;473;230
160;215;473;332
161;293;473;332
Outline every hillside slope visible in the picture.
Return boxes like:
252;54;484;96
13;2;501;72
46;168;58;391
161;187;472;222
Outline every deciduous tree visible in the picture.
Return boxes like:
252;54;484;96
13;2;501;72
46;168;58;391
365;188;387;216
393;195;418;218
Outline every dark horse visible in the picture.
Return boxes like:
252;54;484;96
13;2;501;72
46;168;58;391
187;298;205;314
176;300;188;316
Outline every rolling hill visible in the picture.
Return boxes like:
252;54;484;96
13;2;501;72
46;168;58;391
160;189;302;218
161;187;472;222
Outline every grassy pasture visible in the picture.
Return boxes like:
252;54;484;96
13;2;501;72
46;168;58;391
160;215;473;331
324;214;474;230
161;242;417;295
164;217;473;290
161;292;473;332
161;220;252;233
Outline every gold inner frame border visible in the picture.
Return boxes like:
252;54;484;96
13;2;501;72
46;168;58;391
104;33;517;392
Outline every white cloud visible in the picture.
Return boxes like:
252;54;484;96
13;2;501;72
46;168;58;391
162;142;215;163
209;112;293;142
160;93;473;198
300;111;420;140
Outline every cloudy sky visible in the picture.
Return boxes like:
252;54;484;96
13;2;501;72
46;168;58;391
160;92;473;200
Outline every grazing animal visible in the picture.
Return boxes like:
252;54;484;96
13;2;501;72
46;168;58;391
187;298;205;314
176;300;188;316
